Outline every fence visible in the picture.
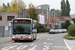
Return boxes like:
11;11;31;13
0;26;12;37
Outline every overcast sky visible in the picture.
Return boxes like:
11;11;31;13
0;0;75;14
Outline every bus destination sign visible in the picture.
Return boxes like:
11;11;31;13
14;20;31;23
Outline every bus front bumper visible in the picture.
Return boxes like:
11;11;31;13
12;38;33;40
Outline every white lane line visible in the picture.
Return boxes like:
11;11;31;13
28;45;37;50
1;46;10;50
17;45;24;50
63;39;71;50
44;42;52;45
44;45;49;49
1;45;17;50
30;43;35;46
16;45;27;50
14;43;23;45
21;45;27;49
43;48;47;50
47;39;54;41
30;39;42;46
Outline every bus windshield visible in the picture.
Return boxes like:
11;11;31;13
13;23;31;34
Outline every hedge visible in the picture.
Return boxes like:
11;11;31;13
68;24;75;36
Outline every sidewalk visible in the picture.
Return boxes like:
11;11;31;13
0;36;12;44
64;39;75;50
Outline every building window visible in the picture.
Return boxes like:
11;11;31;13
67;18;69;20
7;16;14;21
45;18;47;22
54;19;55;23
52;19;53;22
0;16;2;21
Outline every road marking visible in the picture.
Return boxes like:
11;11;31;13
36;36;38;39
47;39;54;41
14;43;23;45
63;39;71;50
16;45;27;50
44;42;52;45
30;43;35;46
30;39;42;46
43;48;47;50
28;45;37;50
44;45;50;49
21;45;27;49
1;45;17;50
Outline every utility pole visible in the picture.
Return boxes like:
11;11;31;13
47;7;49;29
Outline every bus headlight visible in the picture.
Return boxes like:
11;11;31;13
28;36;32;39
12;36;15;38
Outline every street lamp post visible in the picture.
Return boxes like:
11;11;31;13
47;7;49;29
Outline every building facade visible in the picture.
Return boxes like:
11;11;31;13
37;4;49;10
38;14;73;29
0;12;21;26
71;14;75;23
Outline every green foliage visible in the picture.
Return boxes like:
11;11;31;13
68;24;75;36
61;0;66;16
7;2;11;10
65;0;71;16
61;0;71;16
26;3;39;27
37;24;50;33
45;29;50;32
37;24;45;33
50;9;61;17
61;20;71;29
0;6;2;11
6;7;22;13
61;23;65;29
11;0;26;9
64;20;71;29
2;3;7;12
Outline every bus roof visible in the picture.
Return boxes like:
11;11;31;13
33;20;37;22
12;18;32;21
12;18;37;22
13;18;32;20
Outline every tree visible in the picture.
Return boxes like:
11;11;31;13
64;20;71;29
26;3;39;27
61;0;66;16
7;2;11;10
2;3;7;12
11;0;26;9
62;20;71;29
0;6;2;12
61;0;71;16
61;23;65;29
50;9;61;17
6;7;22;13
65;0;71;16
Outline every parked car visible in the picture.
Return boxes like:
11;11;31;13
63;29;67;33
58;29;64;33
54;29;59;33
49;29;55;34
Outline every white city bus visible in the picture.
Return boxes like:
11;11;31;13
12;18;37;42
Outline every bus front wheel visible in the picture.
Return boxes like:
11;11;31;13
14;40;18;42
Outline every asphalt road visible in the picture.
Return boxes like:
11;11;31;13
0;33;68;50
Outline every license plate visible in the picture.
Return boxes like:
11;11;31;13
20;38;24;40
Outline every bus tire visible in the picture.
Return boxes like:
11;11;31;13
14;40;18;42
34;38;36;40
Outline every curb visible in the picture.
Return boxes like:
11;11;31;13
0;36;12;44
64;36;75;40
